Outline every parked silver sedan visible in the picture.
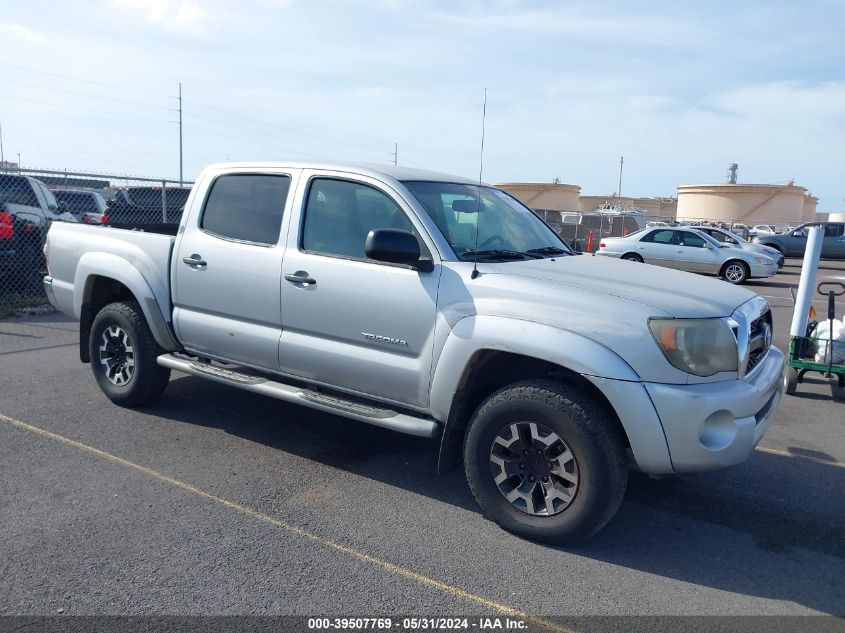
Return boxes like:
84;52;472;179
690;225;785;268
595;227;778;284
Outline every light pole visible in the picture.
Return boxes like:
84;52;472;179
17;153;21;170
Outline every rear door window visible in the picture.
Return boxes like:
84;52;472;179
641;229;676;244
201;174;291;245
679;231;708;248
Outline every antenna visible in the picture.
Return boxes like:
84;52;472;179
471;88;487;280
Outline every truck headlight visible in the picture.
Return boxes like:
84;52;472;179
648;318;738;376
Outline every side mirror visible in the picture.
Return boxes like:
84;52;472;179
365;229;430;271
792;231;804;237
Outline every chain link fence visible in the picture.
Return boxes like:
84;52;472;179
533;208;804;253
1;168;808;316
0;167;192;318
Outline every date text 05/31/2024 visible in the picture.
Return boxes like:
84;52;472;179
307;617;529;630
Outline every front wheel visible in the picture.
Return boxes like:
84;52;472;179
785;366;799;395
721;260;749;284
464;380;627;544
89;301;171;407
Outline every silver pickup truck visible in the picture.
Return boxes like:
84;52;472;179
43;162;786;543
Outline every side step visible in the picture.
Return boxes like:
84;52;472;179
157;354;439;438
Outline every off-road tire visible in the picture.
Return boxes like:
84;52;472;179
785;366;799;395
464;379;627;544
89;301;171;407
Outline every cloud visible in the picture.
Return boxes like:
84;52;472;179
0;21;45;44
109;0;207;33
429;6;703;43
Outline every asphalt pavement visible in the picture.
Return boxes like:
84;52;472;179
1;259;844;622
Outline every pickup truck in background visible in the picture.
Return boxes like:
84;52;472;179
104;186;192;233
43;162;786;543
1;173;76;291
753;221;845;259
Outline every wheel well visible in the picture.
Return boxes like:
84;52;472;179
721;258;749;274
621;252;642;261
79;276;138;363
441;351;631;463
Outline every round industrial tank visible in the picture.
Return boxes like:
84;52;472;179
495;182;581;212
802;195;818;222
676;183;807;225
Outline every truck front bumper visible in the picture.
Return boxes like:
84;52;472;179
644;346;786;472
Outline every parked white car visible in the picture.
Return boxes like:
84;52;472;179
690;226;785;268
749;224;777;238
596;227;778;284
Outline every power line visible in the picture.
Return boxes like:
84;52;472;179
0;77;170;111
0;93;172;124
182;98;388;157
180;123;325;160
0;62;170;98
181;112;387;162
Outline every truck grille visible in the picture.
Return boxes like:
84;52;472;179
746;308;772;373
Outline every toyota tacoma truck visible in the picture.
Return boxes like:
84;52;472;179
43;162;786;543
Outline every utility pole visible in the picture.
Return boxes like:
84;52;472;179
616;155;624;207
178;82;183;185
17;152;21;170
393;142;398;166
0;121;4;168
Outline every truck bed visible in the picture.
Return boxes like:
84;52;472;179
45;222;175;322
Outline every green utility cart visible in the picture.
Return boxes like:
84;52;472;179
785;281;845;401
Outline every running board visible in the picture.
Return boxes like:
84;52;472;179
156;354;439;438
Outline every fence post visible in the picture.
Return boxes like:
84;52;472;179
161;180;167;222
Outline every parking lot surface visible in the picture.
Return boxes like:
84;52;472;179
1;259;844;620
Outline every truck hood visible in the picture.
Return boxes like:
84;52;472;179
477;254;756;318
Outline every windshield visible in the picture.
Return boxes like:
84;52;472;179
403;181;572;259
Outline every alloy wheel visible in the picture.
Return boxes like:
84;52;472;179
98;325;135;386
725;263;745;283
489;421;579;516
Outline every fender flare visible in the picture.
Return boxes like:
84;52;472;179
429;315;640;423
74;252;179;352
430;315;675;475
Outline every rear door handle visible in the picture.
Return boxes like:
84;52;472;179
182;254;207;266
285;272;316;285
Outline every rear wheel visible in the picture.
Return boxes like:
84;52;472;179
721;260;749;284
831;376;845;402
464;379;627;544
89;301;171;407
621;253;643;262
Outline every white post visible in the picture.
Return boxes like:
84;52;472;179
789;225;825;337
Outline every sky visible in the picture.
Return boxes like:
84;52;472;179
0;0;843;211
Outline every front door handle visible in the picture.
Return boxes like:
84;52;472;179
182;254;207;266
285;272;317;285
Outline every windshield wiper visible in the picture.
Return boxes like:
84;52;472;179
525;246;571;257
460;249;530;261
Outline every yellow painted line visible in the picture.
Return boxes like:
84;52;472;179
0;412;570;633
756;445;845;468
